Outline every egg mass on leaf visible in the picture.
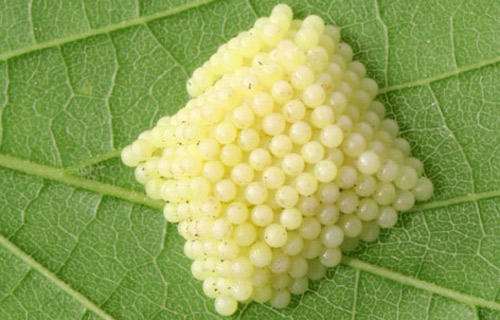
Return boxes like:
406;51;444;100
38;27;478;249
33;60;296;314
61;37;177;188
121;3;433;316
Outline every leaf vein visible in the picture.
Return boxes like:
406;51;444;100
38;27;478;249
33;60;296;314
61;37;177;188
8;181;44;240
373;0;389;88
0;0;219;62
379;55;500;94
0;234;115;320
342;257;500;312
145;24;188;78
0;153;164;210
3;152;500;313
0;62;9;148
64;149;122;174
27;0;37;44
105;34;118;150
0;269;31;303
80;0;92;30
427;84;474;191
3;152;500;229
54;195;103;274
351;269;360;320
245;0;258;18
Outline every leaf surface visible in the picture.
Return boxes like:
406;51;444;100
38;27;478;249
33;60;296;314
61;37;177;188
1;0;499;319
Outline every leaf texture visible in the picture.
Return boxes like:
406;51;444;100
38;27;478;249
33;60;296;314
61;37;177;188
1;0;500;319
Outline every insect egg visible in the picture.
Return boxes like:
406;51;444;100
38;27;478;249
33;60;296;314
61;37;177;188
122;3;434;316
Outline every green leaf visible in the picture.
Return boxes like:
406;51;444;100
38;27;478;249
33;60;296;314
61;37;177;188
1;0;499;319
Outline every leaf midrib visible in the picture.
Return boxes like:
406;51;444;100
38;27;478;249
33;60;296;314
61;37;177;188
1;151;500;315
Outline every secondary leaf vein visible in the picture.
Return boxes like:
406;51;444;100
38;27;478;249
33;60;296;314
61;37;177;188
3;152;500;226
0;153;164;210
2;152;500;313
0;233;115;320
0;0;220;62
379;55;500;94
342;257;500;312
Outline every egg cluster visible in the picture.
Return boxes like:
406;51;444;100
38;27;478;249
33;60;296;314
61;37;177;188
121;4;433;316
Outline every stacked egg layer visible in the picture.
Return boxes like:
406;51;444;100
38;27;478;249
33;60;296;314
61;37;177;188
121;4;433;316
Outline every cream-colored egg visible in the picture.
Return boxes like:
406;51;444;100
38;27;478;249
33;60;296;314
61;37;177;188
123;4;434;315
